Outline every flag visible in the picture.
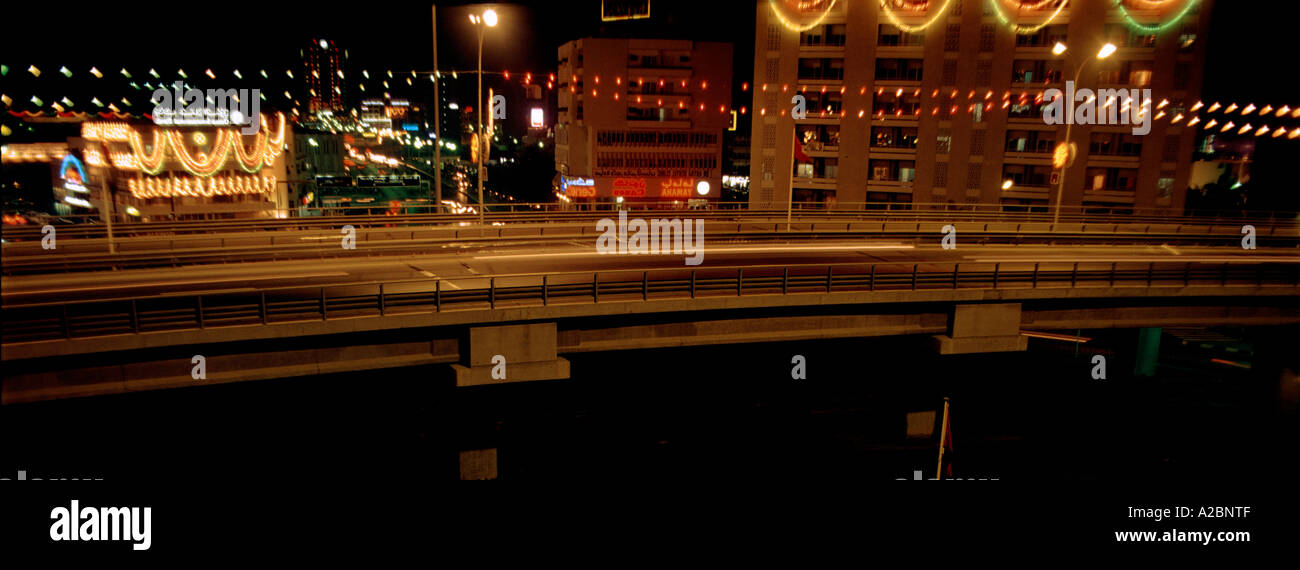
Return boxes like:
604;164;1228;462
793;135;812;163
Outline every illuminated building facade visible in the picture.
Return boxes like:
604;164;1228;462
751;0;1214;213
73;114;290;220
305;38;347;115
555;38;733;205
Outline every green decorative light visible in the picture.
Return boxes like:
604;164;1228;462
1115;0;1200;34
0;64;8;76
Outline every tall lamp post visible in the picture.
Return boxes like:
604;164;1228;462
469;8;498;226
432;5;441;215
1052;41;1116;224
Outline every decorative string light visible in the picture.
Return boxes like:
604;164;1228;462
881;0;955;33
768;0;838;32
988;0;1069;35
1115;0;1200;34
128;174;275;199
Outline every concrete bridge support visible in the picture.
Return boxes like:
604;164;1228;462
933;303;1029;355
451;322;570;479
451;322;571;387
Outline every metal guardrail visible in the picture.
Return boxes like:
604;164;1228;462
5;202;1298;241
3;223;1297;276
4;261;1298;345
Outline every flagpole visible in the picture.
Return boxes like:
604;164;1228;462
935;396;950;480
786;129;795;232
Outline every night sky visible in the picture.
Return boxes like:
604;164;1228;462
0;1;754;82
1;0;1293;189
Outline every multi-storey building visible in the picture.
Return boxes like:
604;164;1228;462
555;38;733;206
304;38;347;115
750;0;1212;213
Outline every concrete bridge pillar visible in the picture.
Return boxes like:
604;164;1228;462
451;322;570;387
451;323;570;479
933;303;1028;355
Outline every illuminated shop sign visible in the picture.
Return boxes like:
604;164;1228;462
660;177;693;198
59;154;89;194
612;177;646;197
561;176;597;197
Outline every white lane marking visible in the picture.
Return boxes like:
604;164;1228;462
967;256;1300;263
471;243;915;260
2;272;351;296
159;288;255;296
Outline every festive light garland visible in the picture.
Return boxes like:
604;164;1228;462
127;174;276;199
81;113;288;177
1115;0;1199;34
768;0;839;33
752;85;1300;140
880;0;954;33
126;128;167;175
988;0;1070;34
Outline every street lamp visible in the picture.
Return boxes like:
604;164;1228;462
469;7;498;226
1052;42;1116;224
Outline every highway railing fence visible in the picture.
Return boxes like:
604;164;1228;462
4;261;1298;345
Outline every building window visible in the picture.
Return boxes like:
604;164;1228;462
872;90;920;115
870;159;915;182
1173;62;1190;91
799;124;841;149
875;58;924;81
1097;60;1154;87
1005;129;1056;153
976;60;992;86
1163;135;1182;163
798;58;845;80
879;24;925;46
944;24;960;51
1012;59;1064;84
966;162;983;190
1158;172;1175;198
765;59;781;83
935;129;952;154
1002;164;1053;188
1178;24;1197;52
1014;25;1067;48
1084;167;1139;192
979;24;995;52
763;125;777;148
767;24;781;51
934;161;948;188
870;126;918;149
970;130;986;155
942;60;957;85
1089;133;1143;157
804;24;847;47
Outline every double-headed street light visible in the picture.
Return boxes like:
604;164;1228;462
469;8;498;226
1052;42;1116;224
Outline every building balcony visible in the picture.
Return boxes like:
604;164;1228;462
628;65;692;78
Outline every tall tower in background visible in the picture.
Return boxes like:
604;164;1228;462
304;38;348;116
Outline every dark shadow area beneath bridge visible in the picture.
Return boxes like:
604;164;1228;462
2;326;1297;484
